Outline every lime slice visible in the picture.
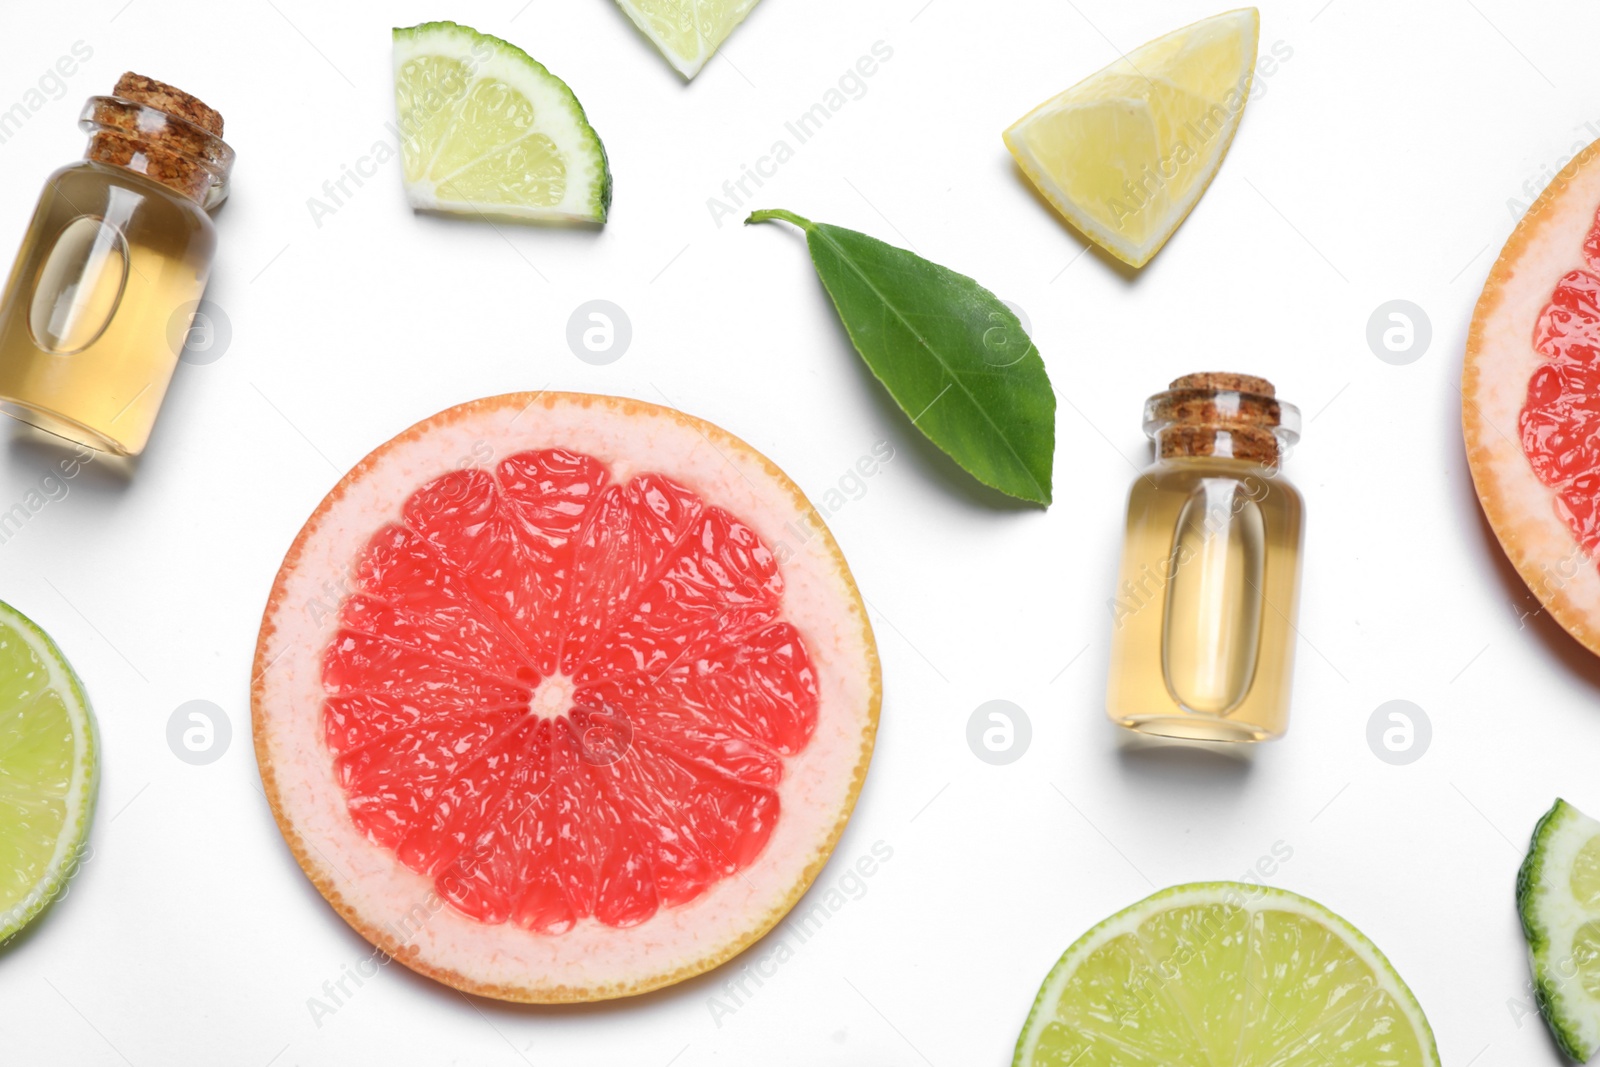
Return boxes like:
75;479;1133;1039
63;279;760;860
1014;883;1439;1067
392;22;611;223
1517;798;1600;1060
1003;8;1259;268
0;600;96;943
612;0;761;79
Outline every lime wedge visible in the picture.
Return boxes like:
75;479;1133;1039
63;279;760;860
1014;883;1439;1067
1518;798;1600;1061
392;22;611;223
613;0;761;79
0;600;96;943
1003;8;1259;268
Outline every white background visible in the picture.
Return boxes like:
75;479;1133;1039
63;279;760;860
0;0;1590;1063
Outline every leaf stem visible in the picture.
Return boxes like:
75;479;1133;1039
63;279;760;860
745;208;815;231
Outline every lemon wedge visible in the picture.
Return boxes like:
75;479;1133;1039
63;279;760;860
1004;8;1259;268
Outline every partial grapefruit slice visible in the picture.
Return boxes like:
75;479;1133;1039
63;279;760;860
252;393;879;1001
1466;139;1600;654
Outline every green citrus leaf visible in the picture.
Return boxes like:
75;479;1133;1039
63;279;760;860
747;208;1055;506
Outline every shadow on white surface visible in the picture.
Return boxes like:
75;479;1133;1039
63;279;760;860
1467;481;1600;695
1113;731;1258;795
0;847;99;965
1004;159;1145;286
6;423;136;489
413;207;606;233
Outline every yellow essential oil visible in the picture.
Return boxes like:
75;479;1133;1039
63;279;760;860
0;73;232;456
1106;373;1305;742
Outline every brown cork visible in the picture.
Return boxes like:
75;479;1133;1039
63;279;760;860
1149;372;1285;463
1169;372;1274;396
111;73;223;136
85;73;231;206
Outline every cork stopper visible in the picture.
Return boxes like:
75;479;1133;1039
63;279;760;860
111;73;223;136
81;73;232;207
1168;372;1274;396
1144;372;1298;464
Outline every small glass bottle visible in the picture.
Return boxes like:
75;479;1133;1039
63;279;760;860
0;73;233;456
1105;373;1305;742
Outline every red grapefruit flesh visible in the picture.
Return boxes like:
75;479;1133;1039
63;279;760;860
253;393;879;1001
1466;140;1600;654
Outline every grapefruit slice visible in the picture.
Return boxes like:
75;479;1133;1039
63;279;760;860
1466;138;1600;654
252;393;879;1001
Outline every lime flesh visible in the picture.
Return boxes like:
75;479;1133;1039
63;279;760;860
393;22;611;223
0;600;96;943
1518;798;1600;1060
1014;883;1439;1067
612;0;762;79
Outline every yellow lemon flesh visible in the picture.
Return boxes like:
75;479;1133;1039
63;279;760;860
1005;8;1259;268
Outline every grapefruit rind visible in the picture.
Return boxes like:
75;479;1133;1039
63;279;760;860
252;393;879;1002
1465;137;1600;655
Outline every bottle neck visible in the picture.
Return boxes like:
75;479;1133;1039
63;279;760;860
1154;425;1286;464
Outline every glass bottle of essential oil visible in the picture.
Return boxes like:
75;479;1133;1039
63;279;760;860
1105;373;1305;742
0;73;233;456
